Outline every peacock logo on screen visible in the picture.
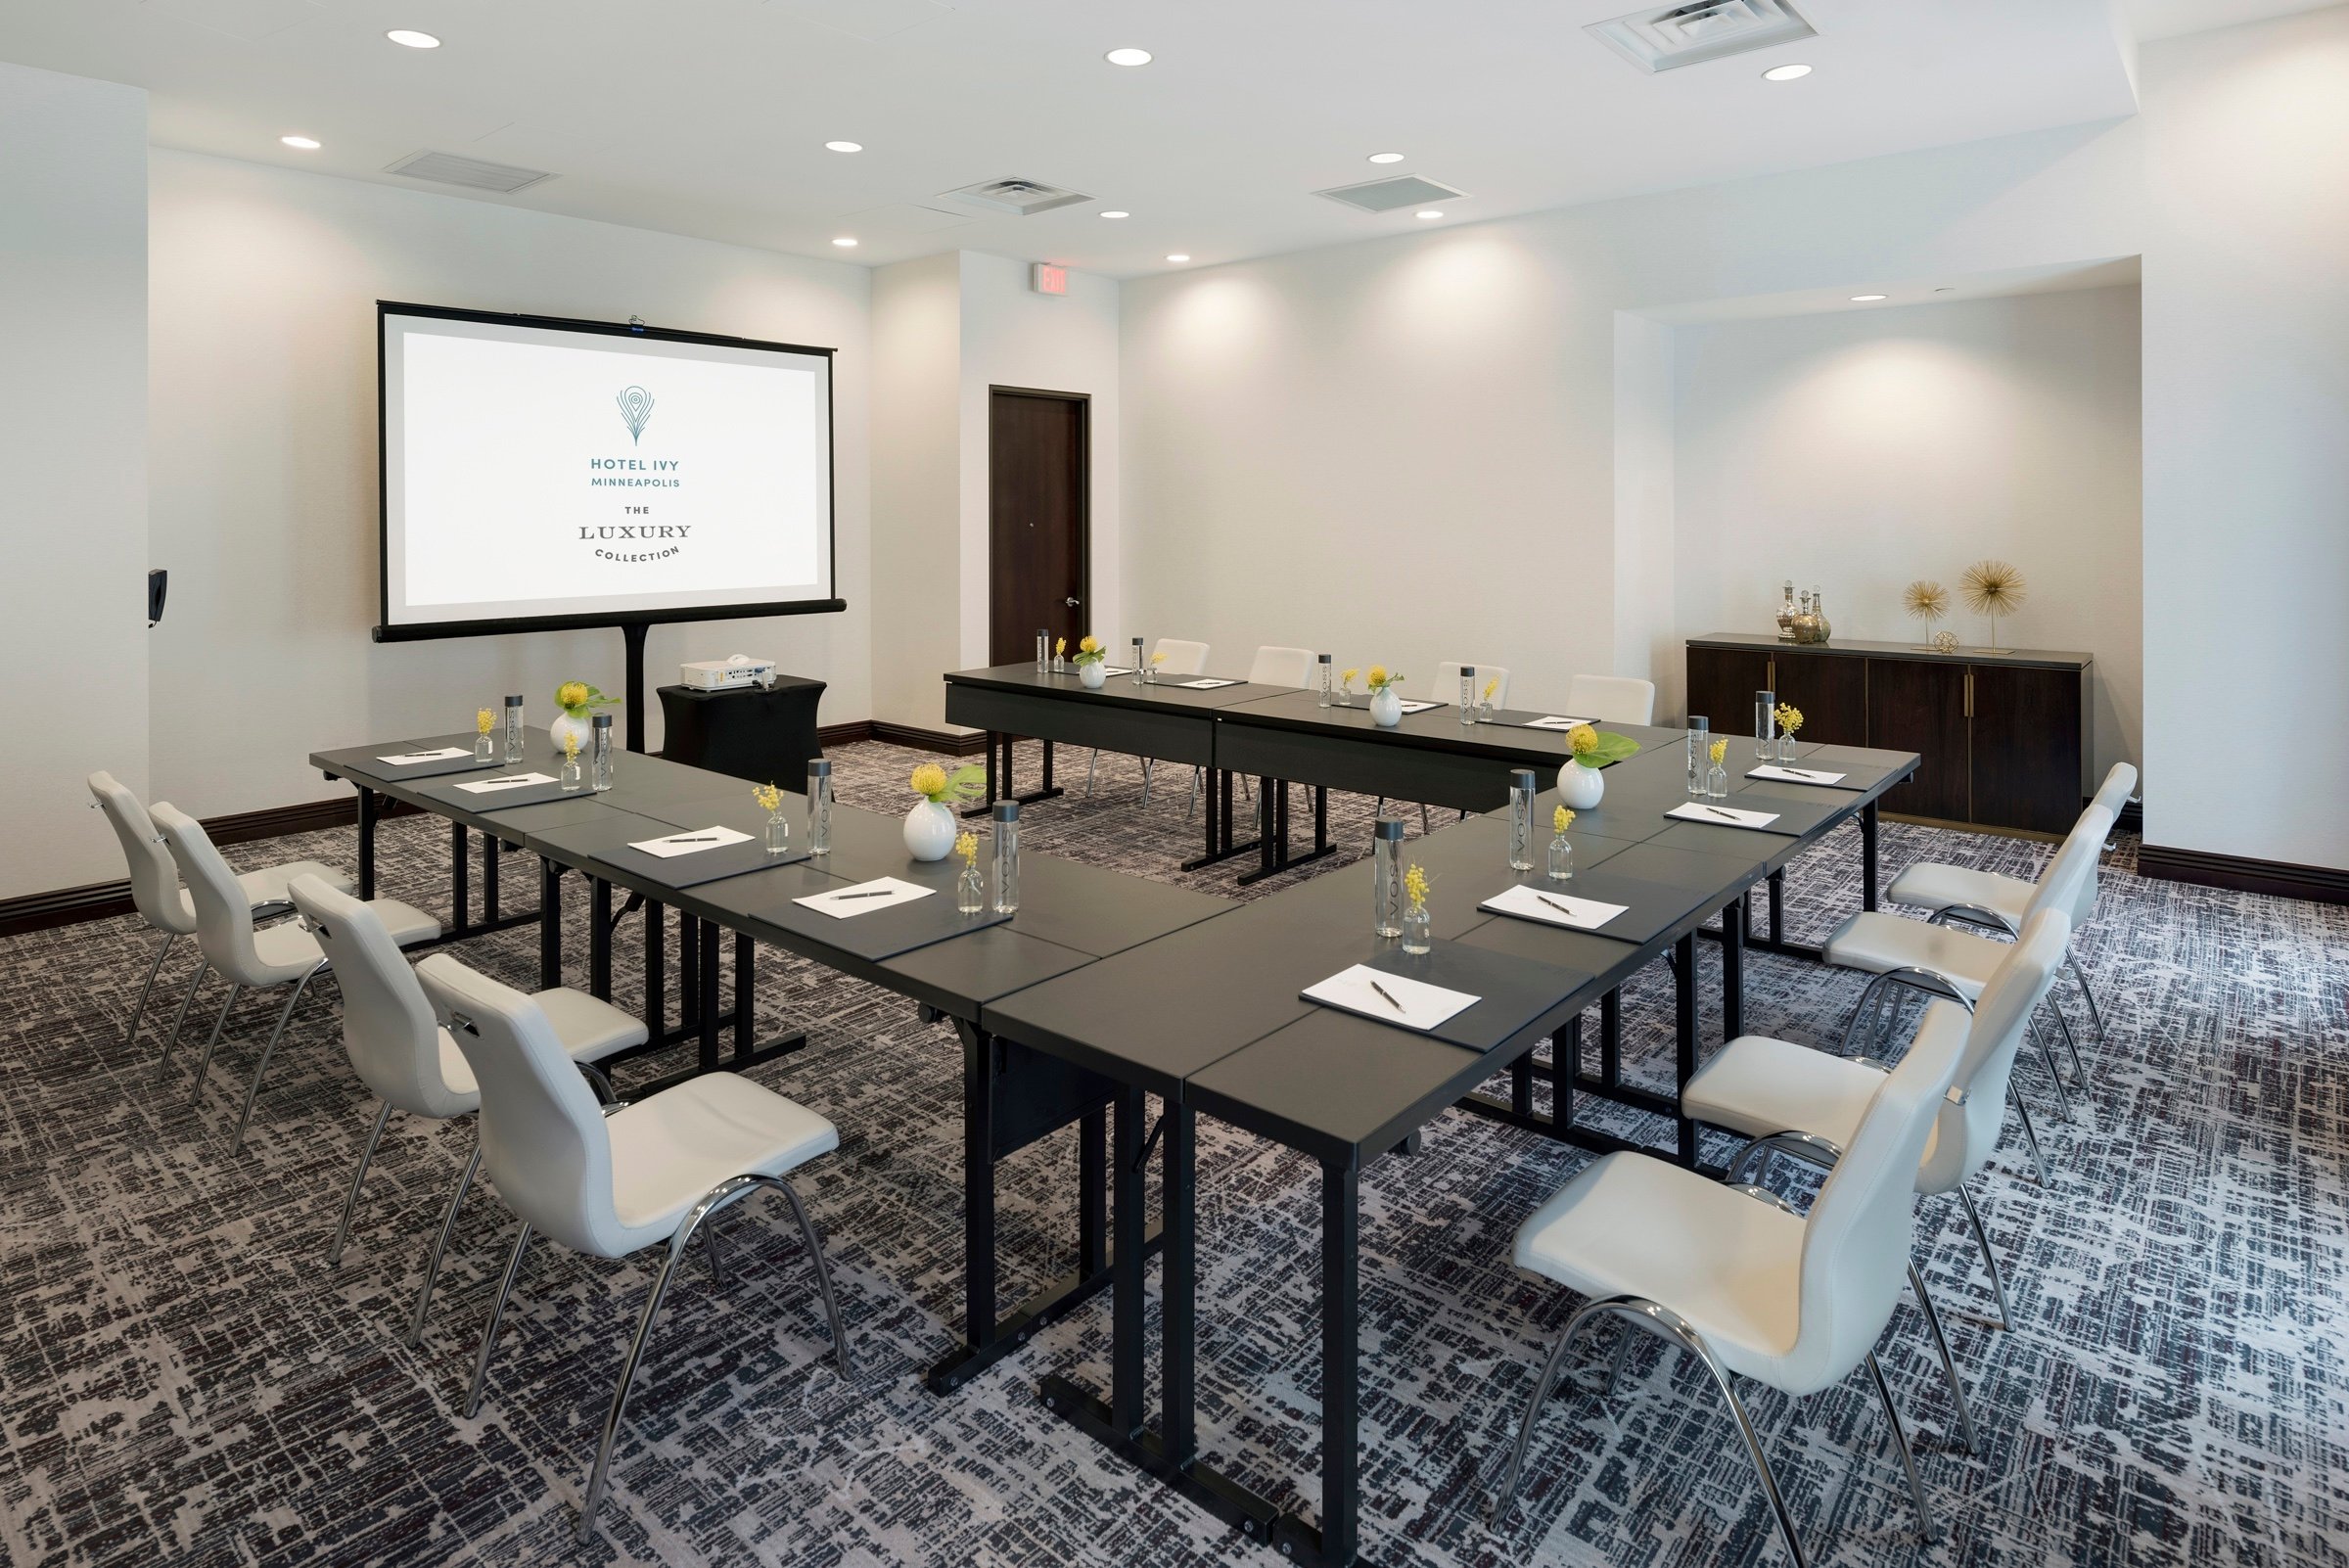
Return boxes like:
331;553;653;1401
615;386;656;446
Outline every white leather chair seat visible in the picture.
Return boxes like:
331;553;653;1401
1684;1017;1961;1174
1883;863;2028;930
432;989;650;1107
1514;1152;1806;1387
1822;911;2006;999
180;860;355;923
248;897;438;985
604;1075;839;1249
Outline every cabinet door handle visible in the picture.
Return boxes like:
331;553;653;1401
1964;668;1974;719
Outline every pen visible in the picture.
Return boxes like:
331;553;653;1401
834;889;893;899
484;775;533;784
1368;978;1405;1013
667;836;718;844
1698;805;1742;821
1537;893;1580;919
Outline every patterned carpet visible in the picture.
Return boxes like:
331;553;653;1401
3;739;2343;1568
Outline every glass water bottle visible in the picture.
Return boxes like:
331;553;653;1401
1317;653;1334;709
503;695;525;764
1547;831;1575;882
590;714;615;792
559;750;584;792
1371;815;1405;938
1507;768;1537;872
990;801;1020;914
1707;761;1728;800
958;859;987;914
1685;715;1710;796
1132;637;1147;685
1755;689;1775;760
1036;628;1049;672
1458;666;1477;726
806;758;832;855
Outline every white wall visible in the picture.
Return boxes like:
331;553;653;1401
869;252;963;732
0;64;149;900
146;149;872;820
1672;286;2144;785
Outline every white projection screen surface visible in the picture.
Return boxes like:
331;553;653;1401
378;304;838;637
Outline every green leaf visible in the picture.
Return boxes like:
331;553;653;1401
943;763;990;802
1584;731;1641;767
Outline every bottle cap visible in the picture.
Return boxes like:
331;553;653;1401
504;694;523;707
591;713;612;728
1511;768;1537;795
807;758;832;777
1374;815;1405;842
1318;652;1331;664
991;800;1018;824
1460;665;1475;677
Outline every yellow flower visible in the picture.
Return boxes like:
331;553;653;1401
1709;738;1727;764
955;831;978;863
1567;723;1599;759
910;761;949;801
1552;805;1574;834
562;731;580;761
1482;677;1498;701
1150;651;1167;666
1339;668;1359;688
556;680;590;711
1773;703;1804;735
476;708;494;734
753;782;783;811
1054;636;1067;656
1367;665;1388;688
1404;863;1431;909
1079;634;1101;654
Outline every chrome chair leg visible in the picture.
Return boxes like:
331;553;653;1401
1084;748;1099;799
1490;1320;1587;1521
2005;1083;2050;1187
464;1221;533;1418
1186;767;1201;821
1140;759;1155;807
407;1138;483;1348
1836;975;1891;1054
774;1176;856;1377
703;1221;729;1287
155;963;208;1083
2050;992;2090;1086
2027;1017;2077;1123
578;1061;617;1104
2067;952;2108;1047
1955;1185;2013;1330
123;933;175;1047
327;1101;393;1266
1600;1328;1636;1398
186;982;245;1103
1906;1262;1978;1455
230;964;323;1152
1864;1350;1937;1542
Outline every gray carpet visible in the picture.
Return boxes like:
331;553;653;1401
2;740;2342;1567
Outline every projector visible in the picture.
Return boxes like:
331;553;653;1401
680;655;776;691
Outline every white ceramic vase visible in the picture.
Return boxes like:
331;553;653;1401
549;710;592;758
1558;761;1606;808
903;799;957;861
1369;687;1403;727
1079;662;1107;690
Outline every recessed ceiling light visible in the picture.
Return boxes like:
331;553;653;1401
1367;152;1405;164
1762;63;1812;81
824;140;862;154
833;237;858;248
386;28;440;48
1105;47;1152;67
1166;254;1190;262
1415;209;1444;220
1850;294;1887;301
280;135;321;150
1100;210;1129;219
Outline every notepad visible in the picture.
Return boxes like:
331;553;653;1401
1394;699;1441;714
1667;802;1780;830
451;772;558;794
1176;677;1241;689
627;825;755;858
1748;763;1848;785
794;877;935;918
1096;666;1134;676
378;746;476;765
1303;963;1479;1033
1481;882;1628;932
1522;715;1596;732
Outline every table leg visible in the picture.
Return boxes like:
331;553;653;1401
1111;1085;1147;1439
985;731;998;805
732;931;754;1061
1768;868;1785;945
1862;801;1881;911
1723;895;1746;1043
1551;1015;1581;1135
1276;1158;1360;1565
1599;988;1623;1086
1510;1054;1534;1118
483;830;499;921
536;857;561;991
589;878;613;1000
645;900;667;1039
697;918;720;1074
1313;785;1329;856
1041;740;1056;793
680;912;701;1031
451;820;470;936
355;787;377;900
1674;932;1699;1167
1162;1101;1196;1468
1257;777;1277;879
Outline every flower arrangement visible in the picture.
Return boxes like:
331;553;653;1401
910;761;987;805
1071;634;1106;668
1339;668;1359;695
1773;704;1804;737
955;830;978;864
1150;651;1168;669
562;731;581;762
754;781;784;812
1565;722;1641;768
1482;676;1498;704
1365;666;1405;694
555;681;621;719
1709;738;1727;765
476;707;495;735
1404;863;1430;911
1054;636;1068;661
1552;805;1575;834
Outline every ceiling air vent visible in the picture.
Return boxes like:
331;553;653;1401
937;177;1093;217
1314;174;1468;214
1587;0;1817;73
384;150;557;194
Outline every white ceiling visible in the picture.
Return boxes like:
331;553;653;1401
0;0;2317;278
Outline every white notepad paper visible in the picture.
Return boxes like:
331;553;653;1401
794;877;935;918
1668;802;1780;829
1177;677;1240;689
1748;763;1847;785
378;746;475;765
1522;715;1595;732
1394;699;1441;715
627;825;755;858
1303;964;1479;1032
451;772;557;794
1480;882;1628;932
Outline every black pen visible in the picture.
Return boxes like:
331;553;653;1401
667;835;718;843
484;775;533;784
1697;805;1742;821
834;889;893;899
1537;893;1580;919
1368;978;1405;1013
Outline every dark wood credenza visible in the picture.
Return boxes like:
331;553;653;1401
1685;633;2092;836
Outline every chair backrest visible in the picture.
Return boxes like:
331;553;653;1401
417;954;623;1258
1151;637;1211;677
290;876;475;1120
1918;908;2071;1192
1246;645;1317;687
1564;674;1656;725
1434;662;1510;710
87;771;193;935
2024;803;2114;931
152;802;270;984
1784;1007;1964;1392
2076;762;2136;924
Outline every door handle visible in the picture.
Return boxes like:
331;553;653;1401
1064;596;1081;608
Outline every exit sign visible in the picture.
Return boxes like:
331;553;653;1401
1031;262;1069;296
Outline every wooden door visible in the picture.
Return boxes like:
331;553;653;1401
1684;646;1773;737
1867;658;1971;822
1971;664;2086;834
989;388;1089;667
1772;650;1867;747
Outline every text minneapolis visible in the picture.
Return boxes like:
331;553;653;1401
590;457;681;487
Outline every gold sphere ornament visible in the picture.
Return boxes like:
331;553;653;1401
1932;629;1960;654
1959;559;2027;649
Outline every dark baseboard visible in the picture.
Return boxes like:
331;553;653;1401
864;720;990;757
0;879;138;937
2113;799;2142;835
2139;843;2349;905
202;796;358;848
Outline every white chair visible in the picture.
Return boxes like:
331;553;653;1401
1687;909;2071;1365
1886;763;2136;1070
417;955;853;1544
1245;644;1317;688
87;771;352;1061
1492;1012;1966;1564
1085;636;1212;804
287;876;648;1345
1564;673;1656;725
1822;804;2110;1121
154;804;438;1151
